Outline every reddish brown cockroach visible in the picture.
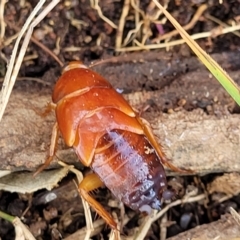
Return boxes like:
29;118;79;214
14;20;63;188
39;61;190;229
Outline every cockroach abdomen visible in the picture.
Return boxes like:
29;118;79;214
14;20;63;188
91;129;168;214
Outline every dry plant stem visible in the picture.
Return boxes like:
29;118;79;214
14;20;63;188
0;0;6;39
0;0;60;122
63;219;106;240
134;194;205;240
140;1;169;45
0;32;19;50
109;229;120;240
115;0;130;49
134;0;140;38
229;207;240;226
152;0;240;105
117;24;240;51
147;0;168;22
0;211;36;240
167;213;240;240
0;0;46;121
205;13;240;37
59;163;120;239
126;0;144;45
13;217;36;240
160;213;167;240
58;162;94;240
30;33;63;67
121;0;169;47
122;21;143;47
154;194;206;222
4;19;64;67
153;4;208;43
90;0;117;29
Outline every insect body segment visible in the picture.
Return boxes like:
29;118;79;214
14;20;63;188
92;129;168;214
42;61;188;229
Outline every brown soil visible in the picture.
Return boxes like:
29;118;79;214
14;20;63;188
0;1;240;239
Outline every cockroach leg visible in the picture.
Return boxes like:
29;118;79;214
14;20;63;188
41;102;56;117
138;117;194;174
34;122;59;177
79;173;118;230
138;104;151;116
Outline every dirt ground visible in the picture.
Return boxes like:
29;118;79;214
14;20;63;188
0;0;240;239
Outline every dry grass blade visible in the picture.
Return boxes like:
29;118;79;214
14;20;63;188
0;0;46;120
0;0;7;40
0;0;60;122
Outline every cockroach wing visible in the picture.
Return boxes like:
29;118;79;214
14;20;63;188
73;108;144;166
55;88;136;147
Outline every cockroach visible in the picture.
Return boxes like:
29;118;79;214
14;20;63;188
38;61;191;229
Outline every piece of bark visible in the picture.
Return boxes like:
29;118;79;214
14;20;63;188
1;52;240;174
0;90;239;175
207;173;240;196
167;214;240;240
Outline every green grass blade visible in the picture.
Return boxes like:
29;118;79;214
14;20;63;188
153;0;240;106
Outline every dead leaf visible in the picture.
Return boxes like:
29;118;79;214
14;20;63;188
0;166;72;193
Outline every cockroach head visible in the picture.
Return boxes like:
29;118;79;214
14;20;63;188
63;61;88;74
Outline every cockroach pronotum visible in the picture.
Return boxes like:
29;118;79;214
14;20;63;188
38;61;192;229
